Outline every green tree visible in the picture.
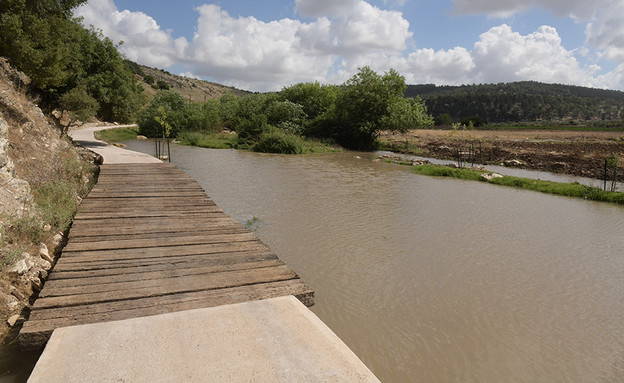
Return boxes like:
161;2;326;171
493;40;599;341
330;67;415;149
280;82;338;120
381;97;433;132
0;0;87;90
137;91;188;137
59;85;98;132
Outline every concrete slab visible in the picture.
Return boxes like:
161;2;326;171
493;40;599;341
28;296;380;383
69;125;162;164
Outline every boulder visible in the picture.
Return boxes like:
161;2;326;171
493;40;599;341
503;159;523;167
39;243;53;263
7;314;24;327
9;254;34;276
481;172;504;181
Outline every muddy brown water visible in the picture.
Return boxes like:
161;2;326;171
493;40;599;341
5;141;624;382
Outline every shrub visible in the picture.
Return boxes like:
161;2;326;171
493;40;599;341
460;116;484;127
143;74;154;84
252;130;303;154
156;80;170;90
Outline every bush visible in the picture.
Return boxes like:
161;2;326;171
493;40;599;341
252;130;303;154
143;74;154;84
460;116;484;127
156;80;170;90
434;113;453;126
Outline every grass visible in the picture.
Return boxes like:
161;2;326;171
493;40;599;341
95;126;140;142
412;164;624;204
0;246;24;272
3;154;97;253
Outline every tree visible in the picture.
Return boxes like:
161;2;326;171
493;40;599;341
280;82;338;120
137;91;188;137
59;85;98;133
330;67;427;149
0;0;88;90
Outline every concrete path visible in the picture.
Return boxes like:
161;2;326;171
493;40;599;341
28;296;380;383
69;125;162;164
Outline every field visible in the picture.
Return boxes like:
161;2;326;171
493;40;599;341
379;128;624;179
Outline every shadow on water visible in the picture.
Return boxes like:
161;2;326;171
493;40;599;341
0;341;41;383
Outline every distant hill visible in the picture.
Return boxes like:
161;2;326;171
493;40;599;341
124;61;250;103
405;81;624;124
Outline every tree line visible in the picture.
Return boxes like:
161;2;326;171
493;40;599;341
406;82;624;124
138;67;433;152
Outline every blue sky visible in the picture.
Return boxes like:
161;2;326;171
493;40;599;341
76;0;624;91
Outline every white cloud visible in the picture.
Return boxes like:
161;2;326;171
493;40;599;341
471;25;593;85
451;0;624;70
179;2;411;90
402;47;475;85
74;0;184;68
74;0;624;91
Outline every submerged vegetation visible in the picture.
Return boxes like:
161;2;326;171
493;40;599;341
412;164;624;204
137;67;433;153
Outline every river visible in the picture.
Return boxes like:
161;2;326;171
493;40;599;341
5;140;624;382
121;141;624;382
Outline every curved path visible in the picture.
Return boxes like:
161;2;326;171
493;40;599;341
69;125;161;164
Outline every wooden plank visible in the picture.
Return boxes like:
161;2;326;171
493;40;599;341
41;259;286;295
46;251;279;281
33;265;299;309
56;241;270;264
21;280;313;337
68;217;241;237
62;232;260;252
67;227;248;243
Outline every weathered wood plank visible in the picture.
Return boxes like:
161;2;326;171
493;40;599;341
41;259;286;295
57;241;270;263
21;280;314;342
47;251;279;281
33;265;299;309
67;227;248;243
63;232;260;252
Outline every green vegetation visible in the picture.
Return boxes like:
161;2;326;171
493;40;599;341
407;82;624;125
177;131;238;149
137;67;433;153
412;164;624;204
3;154;96;251
95;126;140;143
0;246;24;272
0;0;145;123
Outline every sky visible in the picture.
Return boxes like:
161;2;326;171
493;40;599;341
74;0;624;92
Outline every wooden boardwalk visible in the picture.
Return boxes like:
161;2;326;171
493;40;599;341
20;163;314;349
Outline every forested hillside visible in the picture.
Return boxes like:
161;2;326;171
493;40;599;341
406;82;624;124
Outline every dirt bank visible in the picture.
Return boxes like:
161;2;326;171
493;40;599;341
379;129;624;180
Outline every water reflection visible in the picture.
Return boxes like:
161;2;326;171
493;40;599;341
122;140;624;382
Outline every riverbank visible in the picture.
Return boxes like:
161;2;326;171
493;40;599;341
409;163;624;204
378;128;624;179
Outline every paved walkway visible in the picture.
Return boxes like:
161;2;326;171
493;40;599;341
69;125;162;164
28;296;380;383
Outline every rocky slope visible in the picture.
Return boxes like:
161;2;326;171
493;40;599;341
0;58;99;343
